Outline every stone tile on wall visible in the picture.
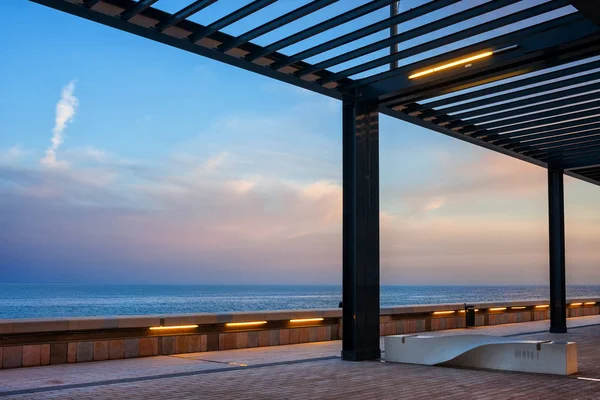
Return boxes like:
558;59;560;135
207;333;219;352
41;344;50;365
189;335;206;352
50;343;68;365
317;326;329;341
109;340;125;360
219;333;236;350
22;345;41;367
3;346;22;369
308;327;318;342
176;336;190;353
268;330;280;346
124;339;140;358
160;337;175;355
139;338;158;357
298;328;309;343
279;329;290;345
236;332;248;349
76;342;94;363
67;343;77;363
93;341;109;361
288;329;299;344
247;332;259;348
258;331;270;347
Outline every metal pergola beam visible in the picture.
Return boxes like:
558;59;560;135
270;0;459;71
512;129;600;152
525;135;600;158
189;0;277;43
497;120;600;148
478;110;600;140
360;14;600;101
398;58;600;113
448;87;600;128
246;0;397;62
120;0;158;21
156;0;217;32
316;0;558;85
30;0;345;100
470;106;600;136
302;0;524;81
218;0;338;53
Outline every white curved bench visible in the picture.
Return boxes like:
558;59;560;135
384;334;577;375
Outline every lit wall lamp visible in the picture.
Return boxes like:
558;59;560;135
149;325;198;331
225;321;267;328
290;318;324;323
408;45;518;80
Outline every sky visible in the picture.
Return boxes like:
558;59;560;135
0;0;599;285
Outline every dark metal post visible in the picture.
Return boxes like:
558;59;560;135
548;168;567;333
390;1;399;70
342;93;380;361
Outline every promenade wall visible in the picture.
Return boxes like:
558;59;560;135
1;298;598;369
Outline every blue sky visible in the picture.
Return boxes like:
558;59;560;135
1;0;599;285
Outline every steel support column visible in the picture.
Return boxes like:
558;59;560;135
342;94;381;361
548;168;567;333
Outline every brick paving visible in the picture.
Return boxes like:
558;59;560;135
1;318;600;399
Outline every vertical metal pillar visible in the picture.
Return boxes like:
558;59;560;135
548;168;567;333
341;93;381;361
390;1;399;70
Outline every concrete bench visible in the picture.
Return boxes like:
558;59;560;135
384;334;577;375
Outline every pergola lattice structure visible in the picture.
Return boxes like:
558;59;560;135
32;0;600;361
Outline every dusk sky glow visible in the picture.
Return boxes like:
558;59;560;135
1;0;599;285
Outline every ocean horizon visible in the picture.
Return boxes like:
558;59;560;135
1;284;599;320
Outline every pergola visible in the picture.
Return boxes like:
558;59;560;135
31;0;600;361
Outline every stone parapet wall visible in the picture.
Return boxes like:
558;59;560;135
1;298;598;369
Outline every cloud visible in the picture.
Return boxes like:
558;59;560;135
40;80;78;169
2;97;599;285
0;145;24;164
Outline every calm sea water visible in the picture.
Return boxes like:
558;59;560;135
1;284;599;320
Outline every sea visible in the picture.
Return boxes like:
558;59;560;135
1;284;599;320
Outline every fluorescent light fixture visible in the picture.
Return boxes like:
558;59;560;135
570;303;583;306
408;51;493;79
225;321;267;327
459;309;479;313
289;318;324;323
149;325;198;331
511;307;526;310
585;302;596;305
433;311;455;315
489;307;506;311
535;305;550;309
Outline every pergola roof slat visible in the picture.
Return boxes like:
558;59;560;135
218;0;338;53
189;0;277;43
120;0;158;21
28;0;600;182
245;0;397;62
156;0;217;32
270;0;459;71
314;0;560;84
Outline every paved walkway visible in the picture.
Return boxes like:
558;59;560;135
1;316;600;399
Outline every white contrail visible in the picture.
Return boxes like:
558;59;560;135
41;80;78;168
